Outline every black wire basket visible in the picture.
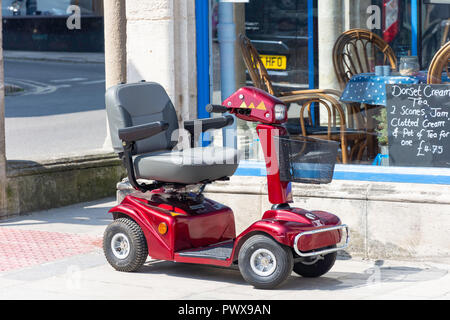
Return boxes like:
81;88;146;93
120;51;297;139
274;136;339;184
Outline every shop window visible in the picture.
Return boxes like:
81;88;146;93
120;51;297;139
209;0;450;172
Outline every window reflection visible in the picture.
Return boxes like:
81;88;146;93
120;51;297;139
422;1;450;68
2;0;102;16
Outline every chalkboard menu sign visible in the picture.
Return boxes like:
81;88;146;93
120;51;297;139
386;84;450;167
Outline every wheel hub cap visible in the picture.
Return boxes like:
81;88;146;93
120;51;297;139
250;248;277;277
111;233;130;259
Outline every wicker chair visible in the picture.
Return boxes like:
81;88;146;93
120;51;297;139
427;41;450;84
288;92;372;164
239;34;367;163
332;29;397;160
332;28;397;129
332;29;397;90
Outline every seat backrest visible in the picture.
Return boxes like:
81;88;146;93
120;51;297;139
239;34;277;96
428;41;450;84
333;29;397;90
105;82;179;155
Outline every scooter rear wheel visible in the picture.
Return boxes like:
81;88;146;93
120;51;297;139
103;217;148;272
238;234;293;289
293;245;337;278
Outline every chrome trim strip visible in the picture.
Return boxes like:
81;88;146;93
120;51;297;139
294;224;349;257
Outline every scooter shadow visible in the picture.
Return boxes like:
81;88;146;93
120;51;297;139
140;260;247;286
139;259;447;291
140;260;347;290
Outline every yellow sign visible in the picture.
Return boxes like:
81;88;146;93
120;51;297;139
260;55;287;70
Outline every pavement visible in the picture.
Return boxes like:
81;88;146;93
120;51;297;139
3;50;105;64
0;197;449;300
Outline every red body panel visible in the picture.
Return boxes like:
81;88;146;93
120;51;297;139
261;209;342;252
233;208;341;255
109;192;342;266
109;192;235;261
257;124;292;204
174;255;232;267
223;87;287;124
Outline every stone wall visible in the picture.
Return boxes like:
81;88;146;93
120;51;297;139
202;176;450;260
2;153;126;220
116;175;450;260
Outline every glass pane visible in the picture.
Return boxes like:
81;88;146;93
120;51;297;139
421;0;450;68
245;0;309;91
211;0;450;169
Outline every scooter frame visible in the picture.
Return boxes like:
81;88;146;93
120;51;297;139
104;85;349;288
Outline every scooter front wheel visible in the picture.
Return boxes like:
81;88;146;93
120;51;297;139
238;234;293;289
103;217;148;272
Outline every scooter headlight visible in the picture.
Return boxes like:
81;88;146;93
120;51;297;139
274;104;287;121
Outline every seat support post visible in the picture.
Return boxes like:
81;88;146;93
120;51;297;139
122;141;163;193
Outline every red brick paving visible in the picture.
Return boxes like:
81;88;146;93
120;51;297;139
0;228;102;272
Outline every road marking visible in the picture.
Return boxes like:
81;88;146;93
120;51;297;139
81;79;105;85
50;78;88;83
6;76;104;96
6;77;71;96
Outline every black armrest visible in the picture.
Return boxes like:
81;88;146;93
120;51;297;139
183;116;234;147
184;115;234;134
119;121;169;143
119;121;169;194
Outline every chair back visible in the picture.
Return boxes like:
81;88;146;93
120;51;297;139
333;29;397;89
239;34;277;95
105;82;179;155
427;41;450;84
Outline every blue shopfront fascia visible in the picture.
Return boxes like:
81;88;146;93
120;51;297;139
195;0;447;185
235;161;450;185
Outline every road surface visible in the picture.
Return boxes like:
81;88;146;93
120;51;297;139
4;59;109;160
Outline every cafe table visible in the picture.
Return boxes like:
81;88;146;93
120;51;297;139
340;71;450;106
339;71;450;159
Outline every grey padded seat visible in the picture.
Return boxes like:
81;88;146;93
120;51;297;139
106;82;239;185
134;147;239;184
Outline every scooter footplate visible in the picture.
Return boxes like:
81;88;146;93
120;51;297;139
176;241;234;261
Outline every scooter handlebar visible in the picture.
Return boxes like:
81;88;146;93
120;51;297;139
206;104;229;114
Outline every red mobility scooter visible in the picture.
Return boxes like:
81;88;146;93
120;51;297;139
103;82;349;289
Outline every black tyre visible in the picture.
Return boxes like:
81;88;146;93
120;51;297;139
293;246;337;278
238;235;293;289
103;217;148;272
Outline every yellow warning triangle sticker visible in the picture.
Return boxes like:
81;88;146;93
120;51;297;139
256;102;266;110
